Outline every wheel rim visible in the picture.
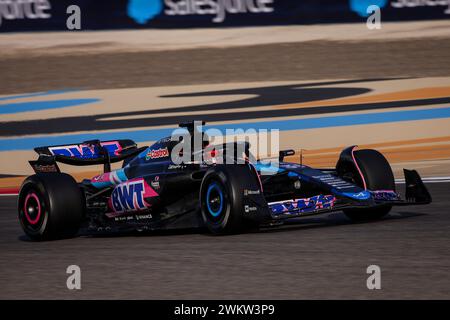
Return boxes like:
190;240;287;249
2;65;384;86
206;182;224;217
23;192;41;225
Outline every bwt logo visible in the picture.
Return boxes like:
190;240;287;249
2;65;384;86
49;142;121;159
111;179;157;213
127;0;274;24
111;180;147;213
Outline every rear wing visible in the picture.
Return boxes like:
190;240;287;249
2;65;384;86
30;139;147;174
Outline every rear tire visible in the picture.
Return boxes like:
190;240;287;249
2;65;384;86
337;149;395;222
200;165;260;234
18;173;84;241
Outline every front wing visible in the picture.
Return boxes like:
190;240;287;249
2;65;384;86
266;169;432;220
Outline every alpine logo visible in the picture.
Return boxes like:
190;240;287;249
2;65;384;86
110;179;158;213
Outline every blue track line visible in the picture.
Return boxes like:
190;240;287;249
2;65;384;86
1;106;449;152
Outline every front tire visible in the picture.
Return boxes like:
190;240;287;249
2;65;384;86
337;148;395;222
18;173;84;241
200;165;261;234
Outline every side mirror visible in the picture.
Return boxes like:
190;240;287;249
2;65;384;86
279;149;295;162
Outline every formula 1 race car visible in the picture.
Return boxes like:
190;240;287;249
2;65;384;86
18;121;432;241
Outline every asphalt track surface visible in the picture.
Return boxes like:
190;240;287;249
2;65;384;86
1;26;449;299
0;183;449;299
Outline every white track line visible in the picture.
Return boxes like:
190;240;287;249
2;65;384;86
395;176;450;184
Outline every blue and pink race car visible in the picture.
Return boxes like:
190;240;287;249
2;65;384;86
18;121;432;240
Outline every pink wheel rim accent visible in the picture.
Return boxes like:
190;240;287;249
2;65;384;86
351;146;367;190
24;192;41;225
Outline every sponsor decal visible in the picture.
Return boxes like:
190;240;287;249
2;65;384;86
110;178;158;213
111;212;153;221
244;205;257;213
294;180;301;190
135;213;153;220
313;174;356;190
269;195;336;215
49;141;122;159
391;0;450;14
158;137;172;143
372;190;400;201
166;0;274;23
113;215;135;221
145;147;169;160
127;0;274;24
168;164;187;170
151;175;160;190
91;169;128;187
0;0;52;27
243;189;260;196
31;164;58;173
282;163;303;169
350;0;450;17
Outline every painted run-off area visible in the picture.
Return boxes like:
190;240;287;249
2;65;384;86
1;78;450;190
1;135;450;192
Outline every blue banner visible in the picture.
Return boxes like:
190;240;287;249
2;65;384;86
0;0;448;32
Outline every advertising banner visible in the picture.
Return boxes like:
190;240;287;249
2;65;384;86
0;0;449;32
